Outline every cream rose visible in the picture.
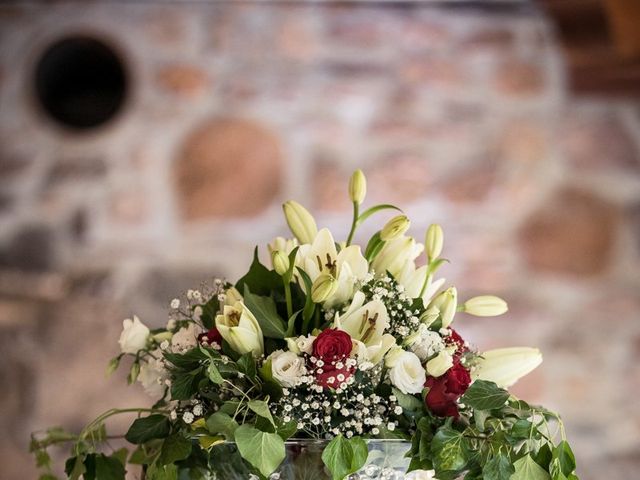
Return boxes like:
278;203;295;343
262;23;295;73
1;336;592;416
386;349;426;395
138;351;168;398
286;334;316;355
269;350;306;387
118;316;150;354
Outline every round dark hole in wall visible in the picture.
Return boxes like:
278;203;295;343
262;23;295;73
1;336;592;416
34;36;128;130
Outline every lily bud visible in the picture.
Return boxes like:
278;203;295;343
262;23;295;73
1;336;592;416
473;347;543;387
152;331;173;343
463;295;508;317
349;169;367;205
271;250;290;276
426;350;454;377
425;224;443;261
283;201;318;245
419;305;440;327
380;215;411;241
429;287;457;328
311;273;338;304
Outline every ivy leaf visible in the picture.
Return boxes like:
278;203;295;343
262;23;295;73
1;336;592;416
64;456;86;480
553;441;576;476
157;433;192;465
276;420;298;440
236;353;257;380
248;399;275;426
94;454;126;480
483;454;515;480
199;295;220;330
321;435;368;480
146;463;178;480
511;419;534;439
207;362;224;384
511;455;551;480
206;411;239;440
243;286;287;339
461;380;510;410
236;248;281;296
234;425;286;478
392;387;424;417
431;426;468;472
125;415;171;444
170;369;202;400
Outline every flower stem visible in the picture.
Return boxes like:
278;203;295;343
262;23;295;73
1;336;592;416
346;202;359;246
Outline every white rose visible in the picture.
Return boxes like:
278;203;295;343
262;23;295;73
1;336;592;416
171;323;203;353
286;335;316;355
138;351;168;398
269;350;306;387
118;316;150;354
386;350;426;395
426;350;454;377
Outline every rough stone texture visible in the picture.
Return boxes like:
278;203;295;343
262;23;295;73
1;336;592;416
518;189;620;276
175;118;283;219
0;3;639;479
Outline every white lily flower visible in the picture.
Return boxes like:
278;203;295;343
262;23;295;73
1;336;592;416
371;235;423;279
396;261;446;304
428;287;457;328
215;301;264;357
473;347;543;387
296;228;369;308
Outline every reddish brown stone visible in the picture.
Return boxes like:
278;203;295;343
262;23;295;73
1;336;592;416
401;57;465;89
156;64;210;98
175;118;282;219
311;160;351;213
493;60;545;96
441;160;498;205
496;120;548;165
518;189;620;276
369;153;431;204
560;110;640;171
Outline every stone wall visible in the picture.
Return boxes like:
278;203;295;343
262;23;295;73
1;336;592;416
1;2;639;479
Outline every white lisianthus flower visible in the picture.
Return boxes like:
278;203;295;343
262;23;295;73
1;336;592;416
335;292;395;366
407;325;445;361
385;349;426;395
215;301;264;357
296;228;369;308
371;235;423;279
138;350;168;398
118;316;150;354
171;322;203;353
286;334;316;355
426;349;454;377
269;350;307;387
473;347;542;387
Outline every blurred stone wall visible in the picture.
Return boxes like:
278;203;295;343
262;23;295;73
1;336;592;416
1;2;639;479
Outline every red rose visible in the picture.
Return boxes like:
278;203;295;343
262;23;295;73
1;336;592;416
445;328;469;355
312;329;354;389
198;328;222;346
312;329;353;364
424;360;471;418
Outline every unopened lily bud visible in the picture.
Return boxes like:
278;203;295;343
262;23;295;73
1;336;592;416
271;250;290;276
473;347;542;387
425;224;443;261
419;306;440;326
430;287;457;328
152;331;173;343
426;350;453;377
349;169;367;205
283;201;318;245
380;215;411;241
311;273;338;304
463;295;508;317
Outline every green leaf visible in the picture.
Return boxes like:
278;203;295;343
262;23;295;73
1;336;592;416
553;441;576;476
125;415;171;444
236;352;257;380
296;268;315;329
199;295;220;330
248;399;275;426
65;456;86;480
392;387;424;416
110;448;128;466
364;231;385;262
207;362;224;384
94;454;126;480
461;380;510;410
146;463;178;480
276;420;298;440
511;419;534;439
285;310;301;337
431;426;468;472
357;203;402;225
511;455;551;480
157;433;192;465
38;475;58;480
321;435;368;480
234;425;286;478
483;454;514;480
260;356;274;382
206;411;239;440
473;409;490;432
243;286;287;338
236;247;282;296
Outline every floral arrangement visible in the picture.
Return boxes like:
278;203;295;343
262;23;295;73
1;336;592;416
31;170;578;480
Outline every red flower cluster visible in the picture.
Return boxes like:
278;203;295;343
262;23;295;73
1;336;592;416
198;328;222;346
425;330;471;418
311;328;354;389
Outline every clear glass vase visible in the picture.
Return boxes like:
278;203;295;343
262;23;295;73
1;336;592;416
208;439;414;479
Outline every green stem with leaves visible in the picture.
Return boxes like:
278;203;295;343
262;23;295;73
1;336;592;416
346;201;359;246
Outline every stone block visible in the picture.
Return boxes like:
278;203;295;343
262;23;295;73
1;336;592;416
493;60;545;97
0;225;56;272
156;64;211;98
